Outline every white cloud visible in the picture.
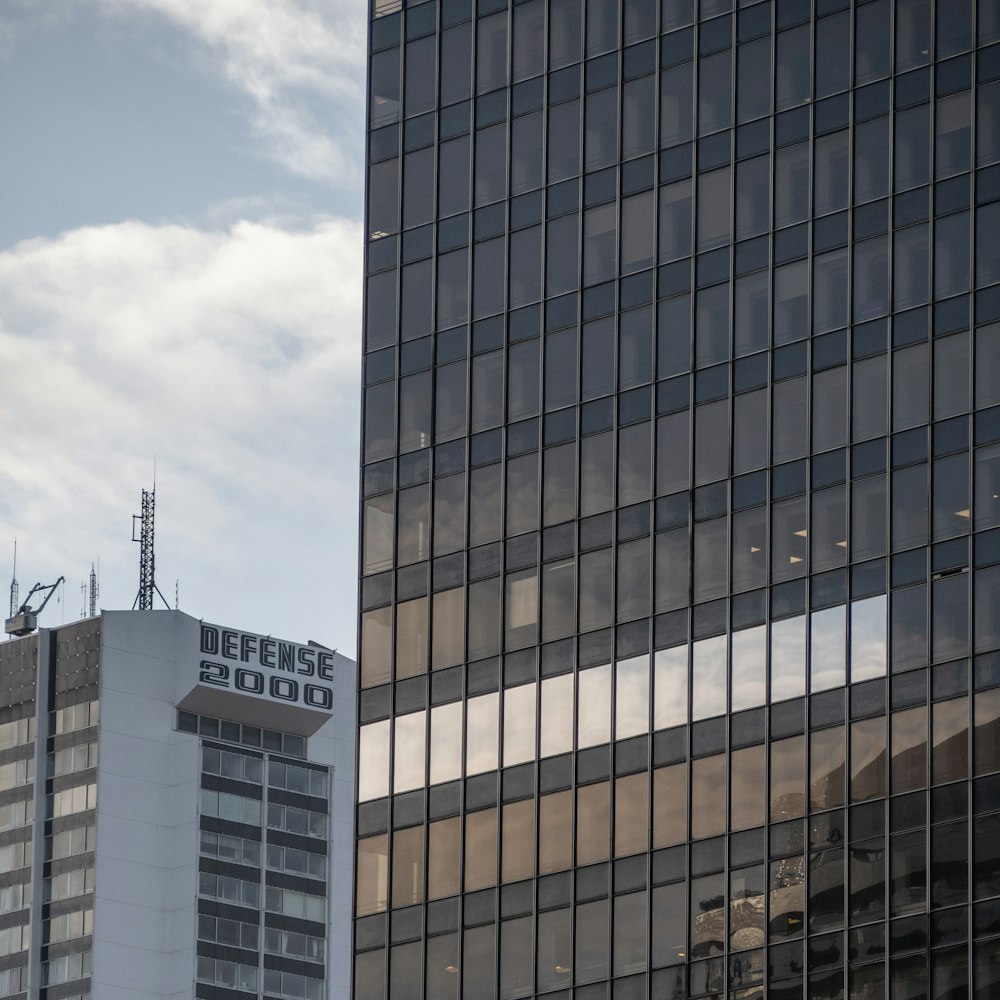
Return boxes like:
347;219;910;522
95;0;366;184
0;215;363;649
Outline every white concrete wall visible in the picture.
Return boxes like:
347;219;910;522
92;610;200;1000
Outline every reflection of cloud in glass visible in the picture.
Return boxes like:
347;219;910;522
503;682;537;767
692;635;727;720
731;625;766;711
578;665;611;748
615;655;650;740
358;719;390;801
654;647;688;730
540;673;574;758
771;616;806;701
810;605;846;693
466;693;499;775
850;595;888;681
394;709;426;794
430;702;462;785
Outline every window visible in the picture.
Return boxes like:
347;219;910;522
266;886;326;922
200;789;261;826
50;742;97;777
0;717;34;750
0;883;29;916
48;825;95;861
202;745;262;782
267;801;328;839
265;926;325;963
46;909;93;944
50;782;97;819
268;760;327;797
200;830;261;867
42;951;91;986
198;872;259;909
262;969;324;1000
52;700;98;735
267;843;326;880
0;757;33;791
47;867;95;902
196;957;258;993
0;925;28;957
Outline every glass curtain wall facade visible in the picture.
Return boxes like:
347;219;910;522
357;0;1000;998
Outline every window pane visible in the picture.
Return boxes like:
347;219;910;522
770;735;805;822
615;773;648;857
652;764;688;848
893;705;930;797
731;745;766;831
616;656;649;739
692;635;727;720
731;624;766;711
578;664;612;746
428;818;461;900
539;790;573;874
810;726;845;811
430;702;462;785
464;809;497;891
502;800;535;883
466;693;499;775
654;646;688;730
851;717;887;802
771;615;806;702
692;754;726;839
540;673;574;757
393;710;426;794
503;682;536;767
576;781;611;865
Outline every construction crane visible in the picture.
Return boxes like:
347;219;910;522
5;577;65;637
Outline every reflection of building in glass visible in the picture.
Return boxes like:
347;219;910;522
0;610;355;1000
357;0;1000;997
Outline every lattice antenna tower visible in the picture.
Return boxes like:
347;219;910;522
132;485;169;610
89;563;99;619
8;540;17;622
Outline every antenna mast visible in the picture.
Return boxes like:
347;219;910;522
8;541;17;621
88;563;99;619
132;485;169;610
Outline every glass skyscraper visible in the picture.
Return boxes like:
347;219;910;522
357;1;1000;997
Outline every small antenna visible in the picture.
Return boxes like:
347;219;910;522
175;579;179;611
132;483;170;611
8;540;18;622
80;581;86;620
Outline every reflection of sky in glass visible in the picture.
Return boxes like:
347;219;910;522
394;709;426;793
771;616;806;701
430;701;462;785
692;635;727;720
810;606;846;692
654;647;688;729
358;719;390;801
616;655;650;739
731;625;766;711
504;682;537;767
578;665;612;747
466;692;499;775
850;595;887;681
540;673;574;758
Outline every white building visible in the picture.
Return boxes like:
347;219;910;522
0;609;355;1000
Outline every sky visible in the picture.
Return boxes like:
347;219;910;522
0;0;367;653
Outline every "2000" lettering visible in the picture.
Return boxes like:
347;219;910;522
199;660;333;710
